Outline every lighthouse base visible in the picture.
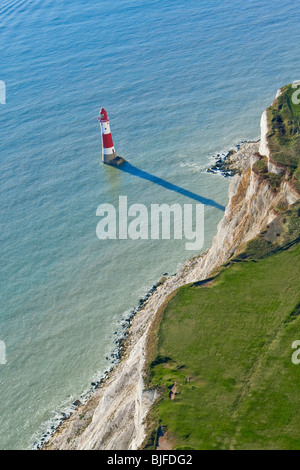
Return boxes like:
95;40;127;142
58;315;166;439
103;155;126;166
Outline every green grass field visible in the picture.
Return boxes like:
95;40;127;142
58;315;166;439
145;240;300;450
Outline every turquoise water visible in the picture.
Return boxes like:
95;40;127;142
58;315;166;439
1;0;300;449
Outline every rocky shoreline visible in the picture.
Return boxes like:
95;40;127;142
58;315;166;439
41;251;208;450
206;140;260;177
34;276;172;450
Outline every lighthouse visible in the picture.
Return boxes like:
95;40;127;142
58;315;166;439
98;108;124;165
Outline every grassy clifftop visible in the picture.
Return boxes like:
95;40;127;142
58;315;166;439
266;84;300;190
144;204;300;450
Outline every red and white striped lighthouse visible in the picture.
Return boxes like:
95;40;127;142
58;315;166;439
98;108;117;164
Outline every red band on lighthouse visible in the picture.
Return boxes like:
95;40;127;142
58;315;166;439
98;108;116;164
102;132;114;149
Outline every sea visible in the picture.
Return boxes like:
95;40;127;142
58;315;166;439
1;0;300;449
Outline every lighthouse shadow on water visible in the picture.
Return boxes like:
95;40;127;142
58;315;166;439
114;162;226;212
98;107;225;212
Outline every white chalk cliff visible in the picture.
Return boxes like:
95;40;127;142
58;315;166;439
259;88;289;175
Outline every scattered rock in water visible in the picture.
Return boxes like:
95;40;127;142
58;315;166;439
207;141;260;177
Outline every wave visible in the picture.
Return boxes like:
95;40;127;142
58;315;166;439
0;0;45;28
180;140;257;176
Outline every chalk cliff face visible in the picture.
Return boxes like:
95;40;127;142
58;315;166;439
259;110;270;160
185;150;298;284
45;91;300;451
259;88;283;160
259;88;288;175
